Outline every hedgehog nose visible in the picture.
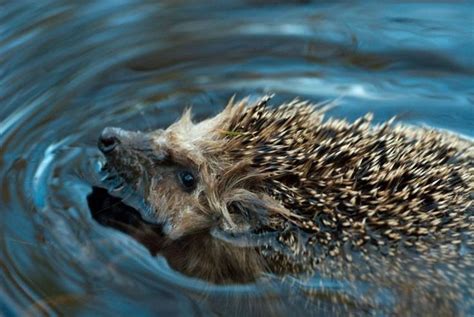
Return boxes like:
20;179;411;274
99;127;121;154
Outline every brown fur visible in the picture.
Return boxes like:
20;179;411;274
99;96;473;313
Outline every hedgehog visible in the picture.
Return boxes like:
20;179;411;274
96;96;473;314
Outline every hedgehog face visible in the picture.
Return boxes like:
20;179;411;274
98;130;207;240
97;108;268;242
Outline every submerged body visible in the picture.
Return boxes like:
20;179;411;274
97;96;473;311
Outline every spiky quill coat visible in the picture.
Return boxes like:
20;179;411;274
217;96;473;313
219;96;472;261
99;95;473;314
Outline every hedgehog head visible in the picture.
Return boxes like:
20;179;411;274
98;97;289;242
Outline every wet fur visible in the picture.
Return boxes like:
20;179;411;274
99;96;473;313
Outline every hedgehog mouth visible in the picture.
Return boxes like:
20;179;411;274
88;186;159;228
99;163;129;192
87;185;169;258
97;161;160;226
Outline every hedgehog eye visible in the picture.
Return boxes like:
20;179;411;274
178;171;196;191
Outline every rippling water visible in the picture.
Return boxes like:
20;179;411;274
1;1;473;315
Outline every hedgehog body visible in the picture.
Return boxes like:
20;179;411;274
223;97;473;268
98;96;473;313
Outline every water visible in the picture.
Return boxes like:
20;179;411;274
0;1;473;315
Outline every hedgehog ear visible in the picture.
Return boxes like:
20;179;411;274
228;193;295;229
210;201;267;246
226;200;268;232
223;190;287;233
210;196;284;246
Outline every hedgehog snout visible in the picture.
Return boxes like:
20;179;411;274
98;127;123;154
98;127;149;155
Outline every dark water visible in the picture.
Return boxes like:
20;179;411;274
0;1;473;315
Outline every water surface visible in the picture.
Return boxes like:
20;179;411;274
0;1;473;315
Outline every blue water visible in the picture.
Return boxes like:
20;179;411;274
0;1;473;315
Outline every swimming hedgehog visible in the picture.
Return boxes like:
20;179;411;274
97;96;473;313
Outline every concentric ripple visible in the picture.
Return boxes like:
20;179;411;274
0;0;473;315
